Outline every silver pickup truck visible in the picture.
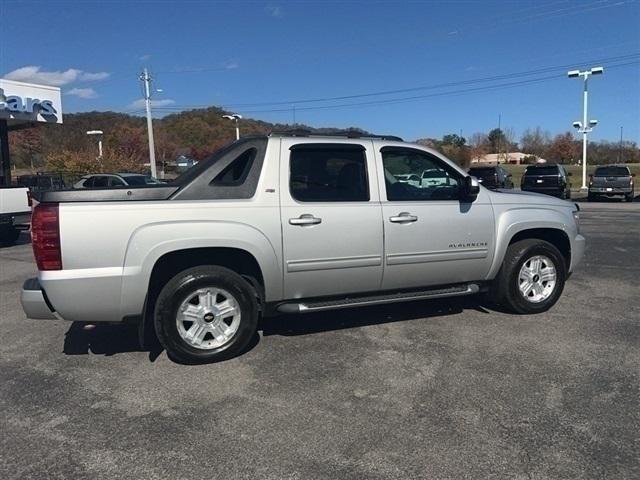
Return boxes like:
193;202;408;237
22;133;585;363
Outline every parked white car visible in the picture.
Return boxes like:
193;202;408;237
73;173;161;188
0;186;30;246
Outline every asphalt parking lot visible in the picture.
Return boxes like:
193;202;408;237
1;199;639;480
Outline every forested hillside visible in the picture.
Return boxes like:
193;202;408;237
8;107;367;174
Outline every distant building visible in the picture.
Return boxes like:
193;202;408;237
471;152;547;165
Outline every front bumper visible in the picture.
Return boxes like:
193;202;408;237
570;234;586;273
21;278;57;320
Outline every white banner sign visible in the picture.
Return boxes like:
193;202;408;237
0;78;63;124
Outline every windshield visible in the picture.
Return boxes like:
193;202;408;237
469;168;496;175
594;166;630;177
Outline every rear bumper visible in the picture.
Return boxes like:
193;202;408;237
0;211;31;228
521;187;564;196
588;187;633;195
21;278;58;320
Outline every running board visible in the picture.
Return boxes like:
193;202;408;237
276;283;480;314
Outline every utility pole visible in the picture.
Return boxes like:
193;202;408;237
618;126;623;163
140;68;157;178
497;114;501;164
568;66;603;190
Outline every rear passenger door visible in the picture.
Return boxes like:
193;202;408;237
279;140;384;299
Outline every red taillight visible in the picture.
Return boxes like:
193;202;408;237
31;203;62;271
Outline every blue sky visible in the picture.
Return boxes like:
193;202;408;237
1;0;639;143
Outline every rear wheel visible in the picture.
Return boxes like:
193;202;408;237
490;239;566;314
154;265;259;363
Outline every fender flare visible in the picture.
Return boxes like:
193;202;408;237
120;220;282;319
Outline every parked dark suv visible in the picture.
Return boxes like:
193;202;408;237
468;165;514;189
588;165;635;202
521;164;571;199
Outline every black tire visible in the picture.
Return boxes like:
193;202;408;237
154;265;259;363
587;193;596;202
625;193;634;202
0;227;20;247
489;239;567;314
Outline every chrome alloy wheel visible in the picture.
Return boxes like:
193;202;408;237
176;287;241;350
518;255;557;303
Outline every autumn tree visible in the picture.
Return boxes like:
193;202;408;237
546;132;579;164
520;127;551;157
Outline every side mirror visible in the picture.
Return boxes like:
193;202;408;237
462;176;480;201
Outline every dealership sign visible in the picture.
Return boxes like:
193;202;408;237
0;79;62;125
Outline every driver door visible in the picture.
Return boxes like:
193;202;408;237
375;145;495;290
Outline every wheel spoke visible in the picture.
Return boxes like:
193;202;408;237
185;323;208;345
199;290;216;309
216;299;237;318
521;281;534;296
540;268;556;282
180;304;202;322
211;322;228;340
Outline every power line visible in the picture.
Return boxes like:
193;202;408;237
214;53;640;108
146;55;640;115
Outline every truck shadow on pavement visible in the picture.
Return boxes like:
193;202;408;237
62;296;491;363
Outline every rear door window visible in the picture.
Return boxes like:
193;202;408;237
289;145;369;202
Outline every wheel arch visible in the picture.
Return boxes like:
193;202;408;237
487;209;573;279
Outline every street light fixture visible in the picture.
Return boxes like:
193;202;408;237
567;66;604;190
222;114;242;141
86;130;104;159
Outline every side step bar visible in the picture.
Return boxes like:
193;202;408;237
276;283;480;314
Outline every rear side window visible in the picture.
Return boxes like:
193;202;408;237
93;176;109;188
594;166;630;177
524;166;559;176
211;148;257;186
290;145;369;202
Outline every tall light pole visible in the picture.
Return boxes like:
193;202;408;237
568;66;603;190
86;130;104;159
223;114;242;140
140;68;158;178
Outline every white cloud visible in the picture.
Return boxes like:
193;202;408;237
140;54;152;62
66;87;98;99
266;4;283;17
128;98;176;110
3;66;110;86
224;62;239;70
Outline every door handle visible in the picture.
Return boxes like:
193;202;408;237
389;212;418;223
289;214;322;226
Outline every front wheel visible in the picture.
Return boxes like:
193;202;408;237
625;193;634;202
489;239;567;314
154;266;259;363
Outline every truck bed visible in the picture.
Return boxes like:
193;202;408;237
35;185;179;203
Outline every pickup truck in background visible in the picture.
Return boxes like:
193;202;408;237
21;133;585;363
588;165;635;202
521;164;572;199
0;186;30;246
